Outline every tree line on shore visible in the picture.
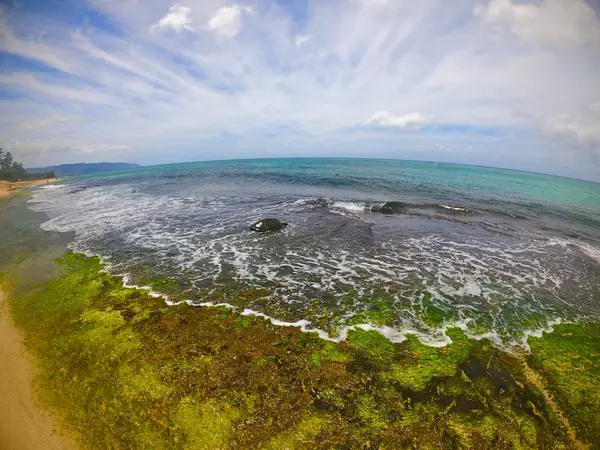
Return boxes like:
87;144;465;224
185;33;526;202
0;149;56;182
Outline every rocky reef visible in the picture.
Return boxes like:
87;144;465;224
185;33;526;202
2;252;598;449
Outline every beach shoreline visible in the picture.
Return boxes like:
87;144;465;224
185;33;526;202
2;159;599;448
0;179;58;199
0;287;75;450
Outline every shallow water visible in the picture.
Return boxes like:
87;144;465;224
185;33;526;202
24;158;600;350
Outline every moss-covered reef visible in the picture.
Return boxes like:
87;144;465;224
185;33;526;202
3;252;598;449
527;323;600;446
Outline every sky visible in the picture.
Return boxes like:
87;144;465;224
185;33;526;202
0;0;599;181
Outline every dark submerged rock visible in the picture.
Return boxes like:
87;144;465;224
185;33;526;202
371;201;407;215
250;218;288;232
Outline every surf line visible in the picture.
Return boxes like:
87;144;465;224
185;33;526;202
116;271;567;354
117;273;458;346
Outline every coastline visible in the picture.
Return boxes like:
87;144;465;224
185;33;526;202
2;251;597;448
0;286;75;449
2;175;598;448
0;178;58;199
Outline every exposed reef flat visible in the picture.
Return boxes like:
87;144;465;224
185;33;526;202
3;252;599;449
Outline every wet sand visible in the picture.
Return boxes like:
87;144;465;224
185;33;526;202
0;179;58;199
0;288;75;450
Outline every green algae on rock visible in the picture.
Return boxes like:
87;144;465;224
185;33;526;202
527;322;600;446
4;251;598;449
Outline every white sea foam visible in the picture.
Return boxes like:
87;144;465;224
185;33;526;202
438;204;471;212
519;318;565;353
38;184;65;190
109;271;573;354
545;237;600;265
122;274;166;299
331;201;369;213
26;181;600;352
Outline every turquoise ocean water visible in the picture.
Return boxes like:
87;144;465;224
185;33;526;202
21;158;600;351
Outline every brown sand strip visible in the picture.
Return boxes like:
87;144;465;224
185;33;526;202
0;179;58;199
0;288;76;450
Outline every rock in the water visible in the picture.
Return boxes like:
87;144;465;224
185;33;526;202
371;201;407;214
250;218;288;232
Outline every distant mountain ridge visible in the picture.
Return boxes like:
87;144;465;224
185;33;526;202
27;162;140;177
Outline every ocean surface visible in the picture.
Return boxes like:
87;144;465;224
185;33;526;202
25;158;600;351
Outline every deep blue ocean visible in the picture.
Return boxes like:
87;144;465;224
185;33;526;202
26;158;600;351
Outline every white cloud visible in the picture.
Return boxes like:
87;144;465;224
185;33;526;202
0;73;124;106
548;109;600;144
364;112;433;129
1;0;600;180
152;5;193;32
294;34;310;48
208;5;252;37
0;11;76;74
474;0;600;48
72;143;133;155
0;138;132;166
12;116;76;132
352;0;391;8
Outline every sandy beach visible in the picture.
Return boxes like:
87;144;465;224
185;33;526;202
0;288;75;450
0;179;58;199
